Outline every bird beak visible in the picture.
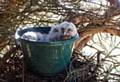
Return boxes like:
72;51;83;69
61;35;70;40
61;29;71;40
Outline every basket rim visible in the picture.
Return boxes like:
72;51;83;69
19;37;78;45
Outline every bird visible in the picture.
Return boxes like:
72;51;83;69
21;31;46;42
21;21;79;42
47;21;79;41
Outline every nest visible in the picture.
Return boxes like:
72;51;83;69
0;0;120;82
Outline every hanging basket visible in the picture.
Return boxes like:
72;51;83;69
15;27;78;76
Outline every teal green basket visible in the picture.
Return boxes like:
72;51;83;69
15;27;77;76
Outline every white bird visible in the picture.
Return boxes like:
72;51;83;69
47;21;79;41
21;31;46;42
20;21;79;42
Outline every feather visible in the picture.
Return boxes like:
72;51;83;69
21;31;45;42
47;21;79;41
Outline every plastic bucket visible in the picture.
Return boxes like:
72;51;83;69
15;27;77;76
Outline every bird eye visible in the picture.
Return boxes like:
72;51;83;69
61;28;64;31
68;28;73;32
53;28;58;32
61;28;65;33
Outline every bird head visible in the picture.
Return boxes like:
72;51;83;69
58;21;78;40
